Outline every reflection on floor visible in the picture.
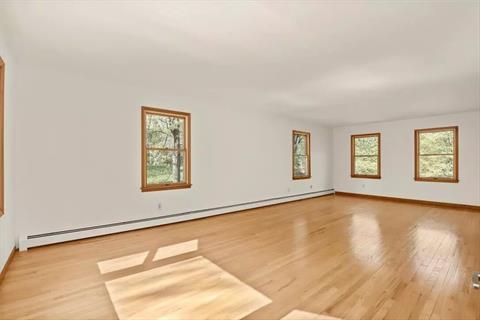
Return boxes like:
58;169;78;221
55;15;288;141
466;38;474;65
105;256;271;320
281;310;342;320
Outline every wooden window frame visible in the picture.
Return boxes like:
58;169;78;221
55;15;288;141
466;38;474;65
351;133;381;179
292;130;311;180
414;126;458;183
141;106;191;192
0;58;4;216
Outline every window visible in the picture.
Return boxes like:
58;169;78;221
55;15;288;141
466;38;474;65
351;133;381;179
292;130;311;179
0;57;4;216
141;107;191;192
415;126;458;183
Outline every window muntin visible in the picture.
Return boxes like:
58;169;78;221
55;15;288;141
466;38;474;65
292;130;311;179
415;126;458;182
351;133;380;179
141;107;191;191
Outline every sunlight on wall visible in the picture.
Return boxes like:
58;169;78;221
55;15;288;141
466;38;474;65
105;256;271;320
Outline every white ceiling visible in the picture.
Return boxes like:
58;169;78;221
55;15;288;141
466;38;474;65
0;1;478;126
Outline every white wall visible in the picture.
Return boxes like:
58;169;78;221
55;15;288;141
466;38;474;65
5;62;479;252
334;111;480;206
0;40;16;270
11;64;333;242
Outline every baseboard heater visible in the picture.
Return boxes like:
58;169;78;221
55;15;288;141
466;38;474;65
19;189;335;251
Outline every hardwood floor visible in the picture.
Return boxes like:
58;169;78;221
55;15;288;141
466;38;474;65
0;194;479;319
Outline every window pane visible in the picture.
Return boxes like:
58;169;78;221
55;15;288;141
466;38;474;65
294;134;307;156
419;155;454;178
146;113;185;149
419;130;454;155
146;150;185;185
294;155;309;177
355;136;378;155
355;156;378;175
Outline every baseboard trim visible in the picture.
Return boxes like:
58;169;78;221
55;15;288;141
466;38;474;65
334;191;480;211
0;247;16;285
20;189;335;250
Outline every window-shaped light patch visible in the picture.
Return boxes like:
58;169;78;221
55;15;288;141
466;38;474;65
153;239;198;262
97;251;149;274
105;256;271;319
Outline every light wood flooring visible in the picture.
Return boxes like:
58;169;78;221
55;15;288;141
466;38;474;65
0;194;479;319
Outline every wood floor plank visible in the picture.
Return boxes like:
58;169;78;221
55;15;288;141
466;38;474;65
0;194;479;319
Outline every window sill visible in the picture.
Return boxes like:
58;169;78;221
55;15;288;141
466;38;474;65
141;183;192;192
351;175;381;179
414;178;459;183
293;175;311;180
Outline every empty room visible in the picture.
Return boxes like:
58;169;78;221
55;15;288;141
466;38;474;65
0;1;479;319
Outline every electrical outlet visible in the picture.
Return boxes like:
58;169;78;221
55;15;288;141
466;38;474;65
158;203;162;210
310;185;313;189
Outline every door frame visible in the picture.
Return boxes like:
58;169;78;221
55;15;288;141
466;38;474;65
0;57;5;216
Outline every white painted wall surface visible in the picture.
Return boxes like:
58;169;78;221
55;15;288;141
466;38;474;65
333;111;480;206
0;213;14;269
0;40;16;270
11;64;333;241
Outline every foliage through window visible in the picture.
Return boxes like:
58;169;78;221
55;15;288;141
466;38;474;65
141;107;191;191
351;133;380;179
415;126;458;182
292;131;311;179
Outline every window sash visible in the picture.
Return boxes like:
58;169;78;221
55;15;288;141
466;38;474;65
354;155;379;176
146;150;186;185
145;113;186;148
418;155;454;178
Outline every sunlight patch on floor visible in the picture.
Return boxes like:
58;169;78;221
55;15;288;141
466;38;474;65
97;251;149;274
97;239;199;274
281;309;342;320
105;256;271;320
153;239;198;262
